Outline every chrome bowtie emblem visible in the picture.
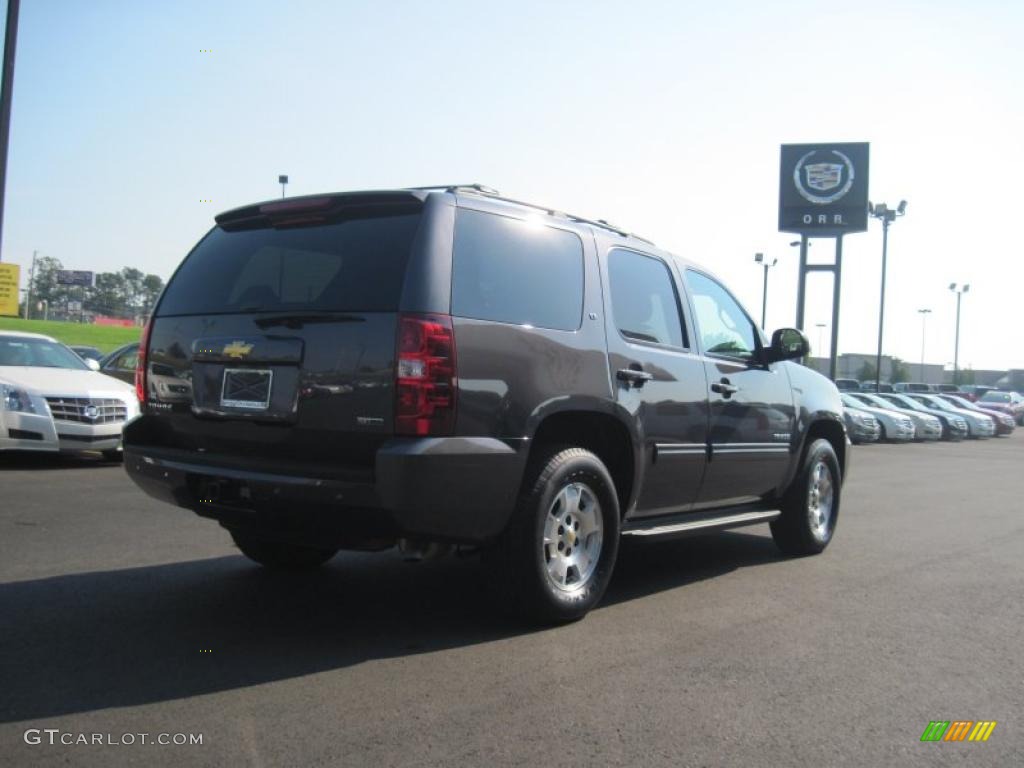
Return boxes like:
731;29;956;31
83;405;99;420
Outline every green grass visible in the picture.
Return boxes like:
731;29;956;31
0;317;142;353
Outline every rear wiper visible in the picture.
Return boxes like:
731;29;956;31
253;312;365;329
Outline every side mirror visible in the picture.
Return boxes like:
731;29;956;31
765;327;809;364
86;358;101;371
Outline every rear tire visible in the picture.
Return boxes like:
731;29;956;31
230;530;337;570
771;438;840;556
489;446;620;625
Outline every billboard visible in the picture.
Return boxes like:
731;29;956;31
779;142;869;235
57;270;94;287
0;263;20;316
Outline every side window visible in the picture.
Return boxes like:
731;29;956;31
607;249;686;348
114;350;139;371
686;270;758;361
451;209;584;331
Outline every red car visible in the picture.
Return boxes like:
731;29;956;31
938;395;1015;435
977;391;1024;425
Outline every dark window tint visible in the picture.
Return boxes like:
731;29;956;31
157;211;421;316
607;249;686;348
687;270;758;360
452;209;583;331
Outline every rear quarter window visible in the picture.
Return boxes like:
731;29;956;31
451;209;584;332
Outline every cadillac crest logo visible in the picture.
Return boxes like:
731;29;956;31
793;149;855;205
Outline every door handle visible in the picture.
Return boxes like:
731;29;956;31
616;367;654;387
711;379;739;397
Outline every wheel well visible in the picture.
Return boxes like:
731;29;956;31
805;419;846;477
530;412;634;515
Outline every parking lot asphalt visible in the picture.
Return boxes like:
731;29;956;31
1;434;1022;768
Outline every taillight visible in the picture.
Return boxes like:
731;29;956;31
135;319;151;404
395;314;456;436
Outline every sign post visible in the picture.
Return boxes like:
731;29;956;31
779;142;869;380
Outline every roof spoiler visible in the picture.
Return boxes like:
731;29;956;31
215;190;426;230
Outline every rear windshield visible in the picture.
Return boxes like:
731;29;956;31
157;211;421;316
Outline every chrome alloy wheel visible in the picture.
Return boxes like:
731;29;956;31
542;482;603;592
806;460;835;541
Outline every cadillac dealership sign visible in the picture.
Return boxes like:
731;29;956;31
779;142;869;235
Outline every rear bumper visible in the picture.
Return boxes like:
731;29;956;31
123;436;527;545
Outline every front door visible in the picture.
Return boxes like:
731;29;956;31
602;247;709;518
684;269;795;507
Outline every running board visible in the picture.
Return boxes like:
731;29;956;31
621;509;781;538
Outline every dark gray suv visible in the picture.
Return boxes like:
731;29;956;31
124;185;849;622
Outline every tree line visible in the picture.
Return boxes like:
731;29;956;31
22;255;164;320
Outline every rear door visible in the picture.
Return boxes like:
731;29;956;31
143;197;426;472
684;269;795;507
601;247;708;518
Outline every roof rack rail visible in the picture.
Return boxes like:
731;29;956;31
409;183;501;195
408;184;654;245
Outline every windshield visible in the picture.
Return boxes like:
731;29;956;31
914;395;952;411
980;392;1010;403
882;393;923;411
855;393;889;409
0;337;90;370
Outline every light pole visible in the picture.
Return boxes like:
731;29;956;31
0;0;20;263
917;308;931;381
869;200;907;391
22;248;36;319
279;174;288;198
949;283;970;384
789;240;810;330
815;323;827;356
753;252;777;329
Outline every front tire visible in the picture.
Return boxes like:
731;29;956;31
771;438;841;556
230;530;337;570
101;449;123;462
490;446;620;624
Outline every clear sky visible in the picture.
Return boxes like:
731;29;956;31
2;0;1021;370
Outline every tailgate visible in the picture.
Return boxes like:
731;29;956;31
138;200;424;470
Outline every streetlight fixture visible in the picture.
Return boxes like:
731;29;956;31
869;200;907;391
917;308;931;381
949;283;970;384
753;252;777;329
278;174;288;198
815;323;827;356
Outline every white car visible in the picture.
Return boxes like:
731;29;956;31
0;330;139;459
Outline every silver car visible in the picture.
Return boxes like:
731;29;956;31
846;392;943;441
909;394;996;438
842;405;881;444
839;393;915;441
875;393;969;440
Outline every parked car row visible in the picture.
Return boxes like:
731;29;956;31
839;388;1018;444
5;327;1019;467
